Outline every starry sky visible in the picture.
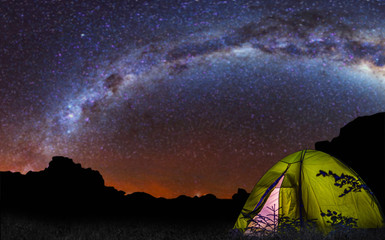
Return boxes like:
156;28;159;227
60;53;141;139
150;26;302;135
1;0;385;198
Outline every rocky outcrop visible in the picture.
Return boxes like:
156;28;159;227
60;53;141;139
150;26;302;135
0;156;125;216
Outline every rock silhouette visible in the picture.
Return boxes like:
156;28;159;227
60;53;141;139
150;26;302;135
0;156;246;221
232;188;249;207
0;156;125;217
315;112;385;209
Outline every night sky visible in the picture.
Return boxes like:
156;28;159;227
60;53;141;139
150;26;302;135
1;0;384;198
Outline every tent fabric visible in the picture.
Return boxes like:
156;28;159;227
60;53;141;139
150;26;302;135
234;150;384;234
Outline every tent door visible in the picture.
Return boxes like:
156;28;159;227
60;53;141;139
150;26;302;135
246;175;285;234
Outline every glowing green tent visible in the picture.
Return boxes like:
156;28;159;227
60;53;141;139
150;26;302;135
234;150;384;234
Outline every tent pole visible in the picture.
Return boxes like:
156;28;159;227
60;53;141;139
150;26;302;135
299;149;306;230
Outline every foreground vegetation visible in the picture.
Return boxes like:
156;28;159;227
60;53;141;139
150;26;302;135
1;212;233;240
1;212;385;240
237;227;385;240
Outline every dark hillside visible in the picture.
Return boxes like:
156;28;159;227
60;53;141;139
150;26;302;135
0;157;248;221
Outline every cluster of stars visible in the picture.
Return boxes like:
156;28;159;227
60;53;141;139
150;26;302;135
1;0;384;198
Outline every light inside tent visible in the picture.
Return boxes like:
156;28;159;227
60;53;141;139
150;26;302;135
245;176;285;234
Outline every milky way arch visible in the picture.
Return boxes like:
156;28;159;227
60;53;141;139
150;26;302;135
1;0;385;197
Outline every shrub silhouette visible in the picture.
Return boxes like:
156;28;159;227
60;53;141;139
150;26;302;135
316;170;371;197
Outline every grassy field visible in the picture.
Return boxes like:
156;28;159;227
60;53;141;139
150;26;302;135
1;212;385;240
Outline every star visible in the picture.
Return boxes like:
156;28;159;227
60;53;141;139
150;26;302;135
1;0;384;198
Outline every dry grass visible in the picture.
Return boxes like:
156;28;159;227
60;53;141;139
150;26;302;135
1;212;385;240
0;212;233;240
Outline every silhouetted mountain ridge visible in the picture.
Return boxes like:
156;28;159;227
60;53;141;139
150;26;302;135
0;157;127;217
0;157;249;220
